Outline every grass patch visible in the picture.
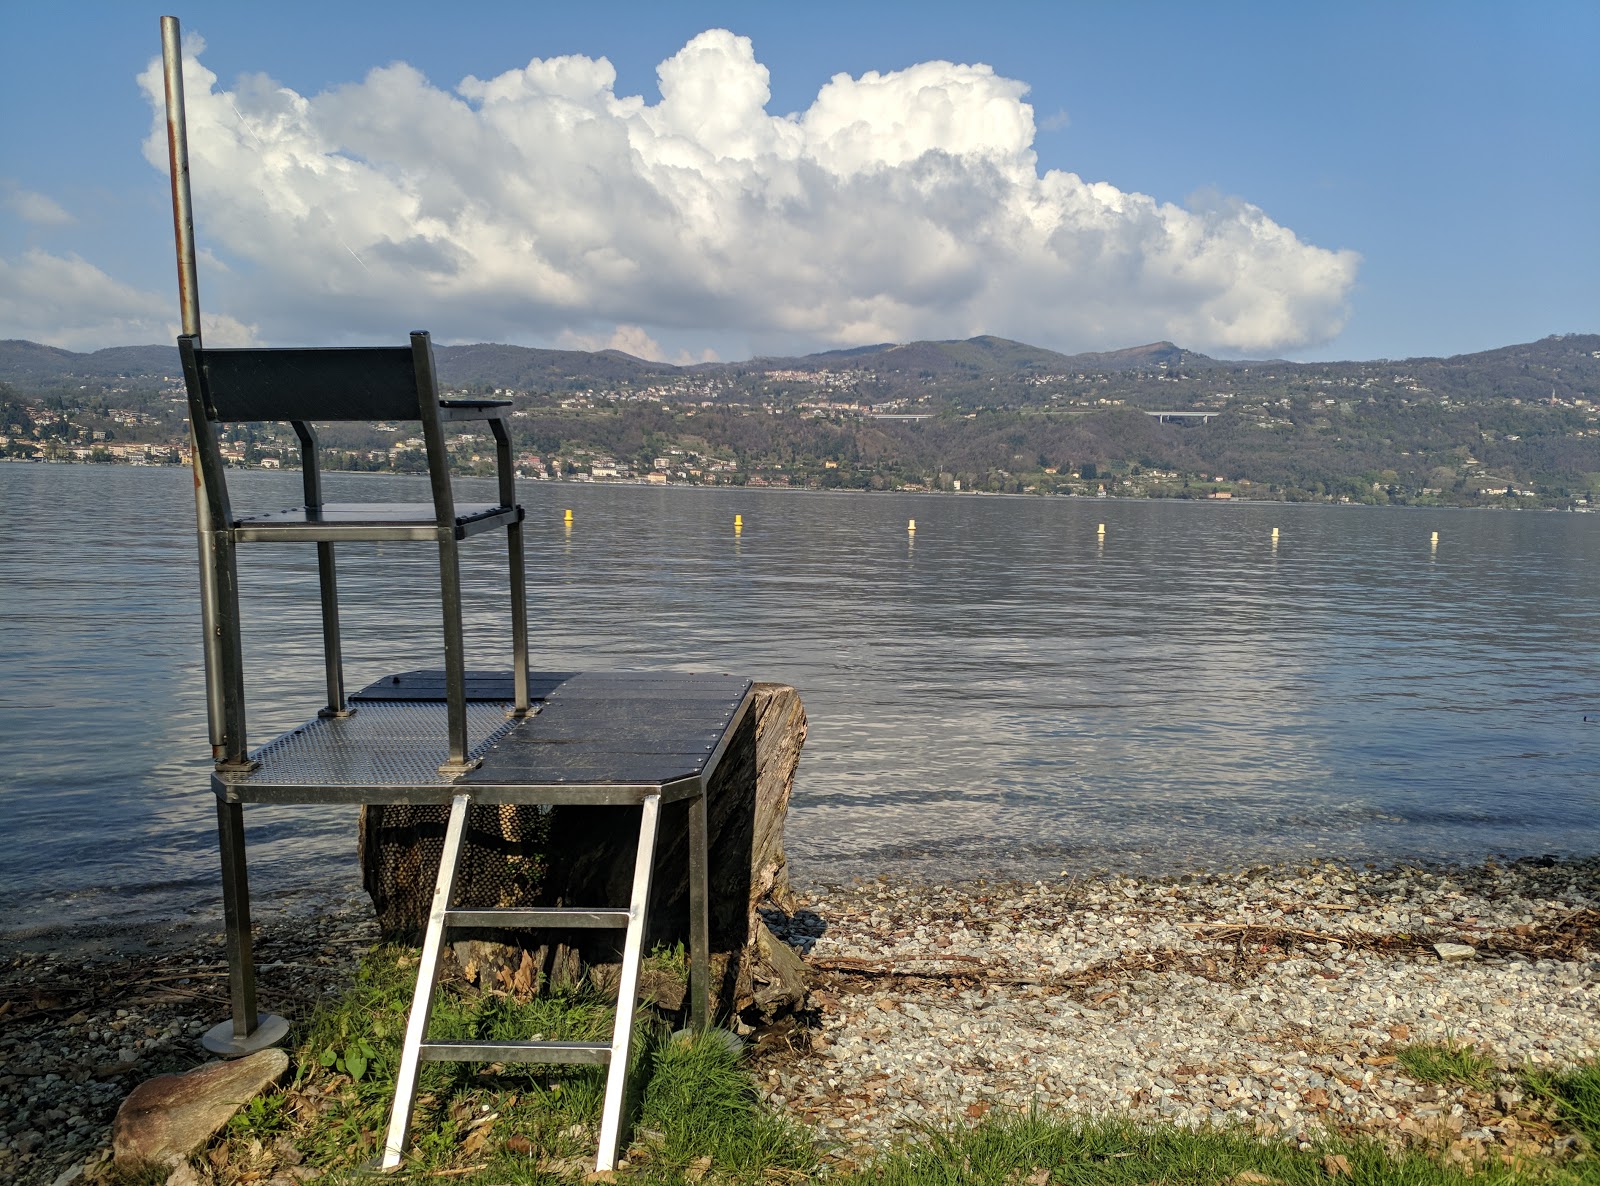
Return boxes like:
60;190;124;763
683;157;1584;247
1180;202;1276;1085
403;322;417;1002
636;1028;815;1177
1525;1060;1600;1154
1396;1039;1496;1089
169;948;1596;1186
837;1110;1556;1186
203;945;812;1184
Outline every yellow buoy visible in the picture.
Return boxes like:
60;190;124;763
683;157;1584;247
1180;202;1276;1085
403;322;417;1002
734;514;743;530
1096;523;1106;536
908;518;916;533
1430;530;1439;548
563;509;573;523
1271;527;1279;539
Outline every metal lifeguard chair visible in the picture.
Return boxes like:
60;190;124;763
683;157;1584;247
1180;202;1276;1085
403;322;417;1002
160;18;750;1172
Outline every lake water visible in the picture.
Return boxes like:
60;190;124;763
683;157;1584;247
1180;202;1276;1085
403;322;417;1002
1;464;1596;942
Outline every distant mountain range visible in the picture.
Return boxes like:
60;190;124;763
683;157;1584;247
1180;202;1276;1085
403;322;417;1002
2;332;1596;404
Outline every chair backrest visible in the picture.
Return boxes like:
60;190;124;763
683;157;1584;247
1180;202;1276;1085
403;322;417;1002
179;337;431;425
178;331;451;522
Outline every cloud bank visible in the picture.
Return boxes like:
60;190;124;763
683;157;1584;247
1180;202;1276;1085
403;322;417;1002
137;30;1358;355
0;249;253;352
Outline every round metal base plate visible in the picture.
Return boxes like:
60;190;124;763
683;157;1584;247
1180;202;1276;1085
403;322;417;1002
200;1013;290;1056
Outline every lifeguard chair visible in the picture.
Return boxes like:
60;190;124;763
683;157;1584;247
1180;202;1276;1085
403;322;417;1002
161;17;749;1172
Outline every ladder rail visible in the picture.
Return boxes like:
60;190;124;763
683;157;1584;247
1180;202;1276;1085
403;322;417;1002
596;793;661;1171
380;792;473;1171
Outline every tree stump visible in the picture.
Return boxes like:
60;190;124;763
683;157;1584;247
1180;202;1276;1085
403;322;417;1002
357;683;808;1022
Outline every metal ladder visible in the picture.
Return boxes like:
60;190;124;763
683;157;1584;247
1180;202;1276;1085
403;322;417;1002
379;791;662;1173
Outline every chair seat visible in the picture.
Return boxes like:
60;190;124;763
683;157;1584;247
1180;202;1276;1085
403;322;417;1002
232;501;522;543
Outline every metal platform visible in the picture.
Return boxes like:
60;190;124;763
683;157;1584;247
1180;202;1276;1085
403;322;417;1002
214;669;753;804
209;671;750;1023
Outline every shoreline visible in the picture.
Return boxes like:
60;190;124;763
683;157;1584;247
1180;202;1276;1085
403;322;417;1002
4;855;1596;1183
4;458;1590;513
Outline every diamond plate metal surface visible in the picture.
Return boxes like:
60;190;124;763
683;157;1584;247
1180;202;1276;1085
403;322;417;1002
243;702;520;786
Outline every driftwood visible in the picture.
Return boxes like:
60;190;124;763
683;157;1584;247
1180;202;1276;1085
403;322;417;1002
357;683;809;1023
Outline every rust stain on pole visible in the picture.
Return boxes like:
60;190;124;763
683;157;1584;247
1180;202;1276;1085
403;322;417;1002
162;15;227;752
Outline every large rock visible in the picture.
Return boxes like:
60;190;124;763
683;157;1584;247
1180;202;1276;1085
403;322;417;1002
112;1048;288;1170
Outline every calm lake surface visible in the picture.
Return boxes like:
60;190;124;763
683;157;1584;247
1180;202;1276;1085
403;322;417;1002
2;464;1596;941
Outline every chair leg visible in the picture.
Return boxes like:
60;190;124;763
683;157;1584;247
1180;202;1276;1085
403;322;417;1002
315;541;350;717
211;531;254;769
435;532;475;774
217;800;257;1035
507;519;530;714
200;801;287;1054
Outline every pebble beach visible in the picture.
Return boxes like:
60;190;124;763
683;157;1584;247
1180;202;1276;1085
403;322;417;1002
3;857;1596;1185
762;857;1599;1169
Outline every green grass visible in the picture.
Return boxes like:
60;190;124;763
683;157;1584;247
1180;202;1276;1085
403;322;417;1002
1525;1061;1600;1155
200;945;813;1184
138;949;1598;1186
1396;1040;1496;1089
836;1111;1564;1186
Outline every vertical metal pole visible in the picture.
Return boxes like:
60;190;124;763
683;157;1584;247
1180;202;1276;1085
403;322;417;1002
201;798;286;1053
216;801;257;1032
162;16;230;758
162;17;200;340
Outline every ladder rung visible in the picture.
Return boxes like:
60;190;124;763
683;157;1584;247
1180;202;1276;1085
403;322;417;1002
443;908;630;929
419;1040;610;1065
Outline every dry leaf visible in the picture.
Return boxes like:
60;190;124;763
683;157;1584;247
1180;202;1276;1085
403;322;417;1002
1027;1169;1050;1186
461;1120;493;1157
1303;1088;1330;1108
1322;1153;1352;1178
1388;1024;1410;1041
584;1172;618;1184
506;1134;535;1155
1367;1054;1397;1066
1230;1173;1285;1186
512;950;538;999
965;1102;991;1120
537;1155;590;1177
684;1154;714;1183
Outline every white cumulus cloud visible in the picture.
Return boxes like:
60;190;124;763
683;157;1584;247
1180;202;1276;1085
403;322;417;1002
3;182;75;227
556;323;666;360
139;29;1358;355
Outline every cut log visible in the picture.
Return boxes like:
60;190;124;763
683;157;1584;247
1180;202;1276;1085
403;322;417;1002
357;682;808;1021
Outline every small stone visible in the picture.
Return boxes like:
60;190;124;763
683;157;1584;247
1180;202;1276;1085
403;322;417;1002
1433;943;1477;962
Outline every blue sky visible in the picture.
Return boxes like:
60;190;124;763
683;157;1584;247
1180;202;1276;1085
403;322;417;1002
1;1;1594;362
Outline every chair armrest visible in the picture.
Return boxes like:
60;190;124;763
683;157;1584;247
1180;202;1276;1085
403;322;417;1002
439;399;512;423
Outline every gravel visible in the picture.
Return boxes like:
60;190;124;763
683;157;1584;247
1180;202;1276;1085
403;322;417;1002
0;905;380;1186
3;857;1595;1185
758;856;1599;1169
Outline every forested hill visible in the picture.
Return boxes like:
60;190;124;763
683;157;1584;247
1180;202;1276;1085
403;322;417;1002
3;333;1596;508
3;332;1596;407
